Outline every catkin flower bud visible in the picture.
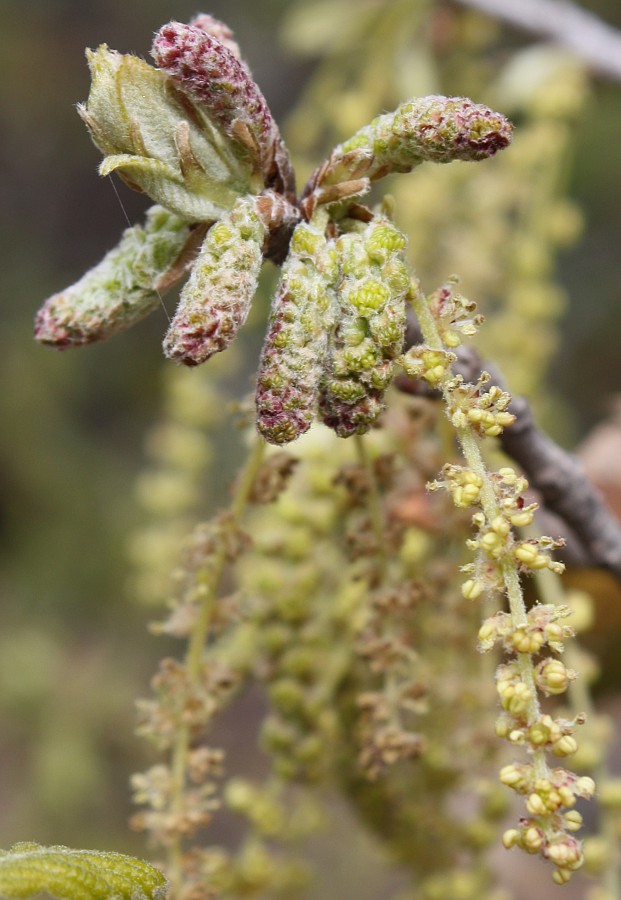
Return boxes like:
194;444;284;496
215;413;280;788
152;21;294;198
163;195;267;366
536;658;573;695
35;206;190;349
319;217;409;437
256;220;337;445
461;579;483;601
188;14;243;59
320;96;512;189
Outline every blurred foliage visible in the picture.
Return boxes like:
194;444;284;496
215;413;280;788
1;2;621;898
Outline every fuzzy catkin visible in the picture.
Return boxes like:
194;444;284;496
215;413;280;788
152;21;294;197
256;221;338;445
322;96;513;186
319;217;409;438
35;206;190;349
188;14;244;60
163;195;267;366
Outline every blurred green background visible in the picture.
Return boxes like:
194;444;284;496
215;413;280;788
1;0;621;890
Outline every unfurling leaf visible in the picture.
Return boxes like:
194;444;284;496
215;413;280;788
79;45;254;221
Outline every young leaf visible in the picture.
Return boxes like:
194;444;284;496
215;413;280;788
0;843;168;900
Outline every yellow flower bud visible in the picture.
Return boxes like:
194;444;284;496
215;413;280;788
564;810;583;832
482;423;503;437
575;776;596;799
478;621;496;645
552;735;578;757
502;829;520;849
547;837;583;870
461;579;483;600
443;329;461;348
526;792;547;816
491;515;510;536
523;826;544;852
509;510;535;527
511;628;545;654
480;530;505;558
537;658;570;694
467;408;484;424
514;543;551;569
552;867;573;885
498;467;517;482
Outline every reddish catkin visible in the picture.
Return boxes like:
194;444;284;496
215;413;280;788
152;21;294;197
256;219;338;445
163;195;267;366
324;95;512;183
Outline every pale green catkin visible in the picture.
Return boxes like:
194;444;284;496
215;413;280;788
35;206;190;349
256;218;338;444
323;95;513;186
319;216;409;437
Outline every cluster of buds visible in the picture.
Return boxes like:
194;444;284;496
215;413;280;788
407;277;592;883
467;512;564;574
35;206;192;348
500;765;595;884
426;279;484;348
36;13;512;447
318;217;410;438
478;604;574;655
399;346;456;387
430;462;560;602
36;14;296;353
301;96;512;217
355;585;426;780
162;194;267;366
132;652;239;845
478;601;588;881
454;466;563;601
428;463;483;509
445;372;515;438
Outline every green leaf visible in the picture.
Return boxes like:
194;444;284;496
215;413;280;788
80;45;254;221
0;844;168;900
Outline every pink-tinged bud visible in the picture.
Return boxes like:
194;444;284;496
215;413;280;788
188;14;243;60
152;22;294;199
163;195;267;366
306;96;512;205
